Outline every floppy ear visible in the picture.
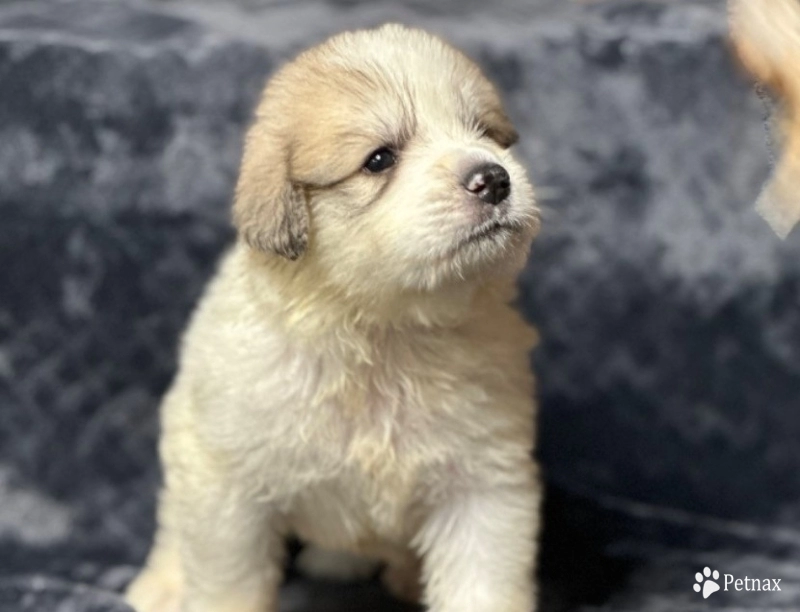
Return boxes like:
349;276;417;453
474;79;519;148
481;107;519;149
232;120;309;260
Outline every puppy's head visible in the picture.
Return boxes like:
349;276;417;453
234;24;538;298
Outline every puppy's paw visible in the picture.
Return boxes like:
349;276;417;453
125;568;183;612
295;546;380;582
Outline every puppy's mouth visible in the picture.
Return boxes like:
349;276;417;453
457;219;518;250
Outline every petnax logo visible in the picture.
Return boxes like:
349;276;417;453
693;566;781;599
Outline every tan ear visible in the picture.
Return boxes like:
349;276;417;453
232;121;309;260
481;108;519;149
473;77;519;148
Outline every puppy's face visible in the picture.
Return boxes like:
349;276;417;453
234;25;538;298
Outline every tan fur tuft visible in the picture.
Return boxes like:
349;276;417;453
730;0;800;237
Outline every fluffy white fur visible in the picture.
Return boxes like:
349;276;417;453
126;24;542;612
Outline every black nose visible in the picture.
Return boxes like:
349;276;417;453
463;163;511;205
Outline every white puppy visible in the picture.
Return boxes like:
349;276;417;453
126;23;542;612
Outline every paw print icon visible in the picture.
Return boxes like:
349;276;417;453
694;566;721;599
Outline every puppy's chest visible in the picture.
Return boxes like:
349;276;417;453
230;323;525;500
318;350;454;463
287;331;491;473
285;332;522;543
279;344;458;540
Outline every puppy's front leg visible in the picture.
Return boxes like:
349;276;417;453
415;473;540;612
175;470;284;612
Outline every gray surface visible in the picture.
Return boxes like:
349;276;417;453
1;0;798;610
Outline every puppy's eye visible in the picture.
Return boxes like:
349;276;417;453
363;147;397;173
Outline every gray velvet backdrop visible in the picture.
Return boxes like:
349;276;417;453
1;0;799;611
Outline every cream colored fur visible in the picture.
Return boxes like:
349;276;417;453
125;24;541;612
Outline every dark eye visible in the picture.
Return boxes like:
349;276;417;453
363;147;397;173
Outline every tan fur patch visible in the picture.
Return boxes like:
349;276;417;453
730;0;800;237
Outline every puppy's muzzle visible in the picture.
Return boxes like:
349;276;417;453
463;163;511;205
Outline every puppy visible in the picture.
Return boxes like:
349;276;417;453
126;24;541;612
